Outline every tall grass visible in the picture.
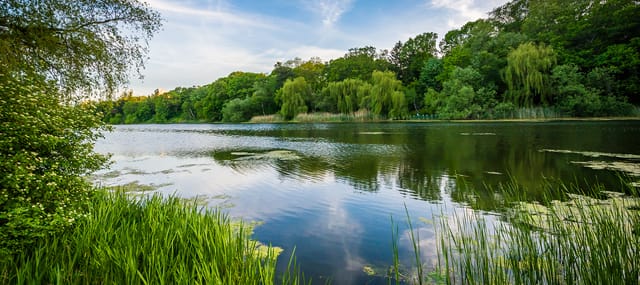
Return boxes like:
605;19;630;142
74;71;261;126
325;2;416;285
250;114;285;123
398;179;640;284
0;190;305;284
293;110;383;123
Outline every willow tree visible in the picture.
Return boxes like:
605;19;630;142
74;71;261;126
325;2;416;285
277;77;310;120
504;42;556;106
323;78;369;114
369;70;407;118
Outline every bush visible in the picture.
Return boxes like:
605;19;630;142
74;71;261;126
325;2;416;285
0;73;108;254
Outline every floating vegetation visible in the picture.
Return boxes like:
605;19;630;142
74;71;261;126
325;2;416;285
176;163;210;168
99;170;122;178
214;149;303;163
540;149;640;159
512;192;640;233
362;265;376;276
571;160;640;176
460;132;496;136
235;150;301;161
359;132;386;135
112;181;173;192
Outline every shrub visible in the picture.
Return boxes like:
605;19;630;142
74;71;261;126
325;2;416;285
0;73;108;254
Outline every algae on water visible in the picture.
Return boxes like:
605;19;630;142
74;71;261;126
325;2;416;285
540;149;640;159
571;160;640;176
511;192;640;234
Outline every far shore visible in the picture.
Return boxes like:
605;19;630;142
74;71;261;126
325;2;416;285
105;116;640;125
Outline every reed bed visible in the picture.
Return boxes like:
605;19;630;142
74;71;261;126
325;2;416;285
250;114;285;123
0;190;304;285
398;179;640;285
294;110;383;123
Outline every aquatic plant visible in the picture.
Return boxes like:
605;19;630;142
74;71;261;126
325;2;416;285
0;190;304;284
397;179;639;285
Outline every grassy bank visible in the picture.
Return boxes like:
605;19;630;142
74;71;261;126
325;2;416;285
397;179;640;285
0;190;303;284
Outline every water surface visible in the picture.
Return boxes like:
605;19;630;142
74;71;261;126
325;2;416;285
94;121;640;284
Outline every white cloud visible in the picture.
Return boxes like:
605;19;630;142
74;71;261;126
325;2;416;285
304;0;355;27
146;0;273;28
430;0;508;28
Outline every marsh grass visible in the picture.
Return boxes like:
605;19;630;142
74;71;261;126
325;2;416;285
250;114;285;123
398;178;640;285
0;190;305;284
293;110;383;122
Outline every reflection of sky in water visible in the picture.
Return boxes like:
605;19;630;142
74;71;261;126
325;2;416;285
93;122;640;284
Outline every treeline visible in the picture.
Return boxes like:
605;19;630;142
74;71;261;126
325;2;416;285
96;0;640;123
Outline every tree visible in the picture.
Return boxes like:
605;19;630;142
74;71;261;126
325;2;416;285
390;32;438;84
0;0;162;96
321;79;369;114
221;98;255;122
0;0;161;252
434;67;496;119
368;70;407;118
325;46;390;82
504;42;557;106
276;77;310;120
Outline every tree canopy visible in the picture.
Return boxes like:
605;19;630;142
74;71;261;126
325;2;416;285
0;0;162;96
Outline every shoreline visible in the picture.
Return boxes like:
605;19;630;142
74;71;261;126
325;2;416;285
105;116;640;125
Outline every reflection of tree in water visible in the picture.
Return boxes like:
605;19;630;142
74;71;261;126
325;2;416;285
210;122;636;211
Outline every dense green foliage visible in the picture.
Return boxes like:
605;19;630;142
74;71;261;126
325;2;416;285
0;0;161;253
97;0;639;122
0;74;108;253
1;190;302;284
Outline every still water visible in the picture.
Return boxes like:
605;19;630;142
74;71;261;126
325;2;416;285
93;121;640;284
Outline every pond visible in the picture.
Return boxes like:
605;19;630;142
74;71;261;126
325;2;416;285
93;121;640;284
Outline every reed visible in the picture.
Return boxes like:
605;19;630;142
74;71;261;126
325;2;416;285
0;190;304;285
292;110;384;123
397;178;640;284
249;114;285;123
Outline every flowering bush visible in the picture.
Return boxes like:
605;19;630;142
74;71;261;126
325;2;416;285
0;73;108;254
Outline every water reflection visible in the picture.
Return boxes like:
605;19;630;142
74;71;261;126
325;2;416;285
93;121;640;284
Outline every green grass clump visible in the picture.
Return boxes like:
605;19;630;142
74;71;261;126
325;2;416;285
0;190;303;284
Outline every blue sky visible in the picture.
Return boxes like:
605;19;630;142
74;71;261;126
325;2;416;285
131;0;509;95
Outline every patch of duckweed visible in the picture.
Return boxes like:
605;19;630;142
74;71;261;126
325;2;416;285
541;149;640;159
571;160;640;176
362;265;376;276
215;149;303;163
460;132;496;136
511;192;640;233
112;181;173;192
